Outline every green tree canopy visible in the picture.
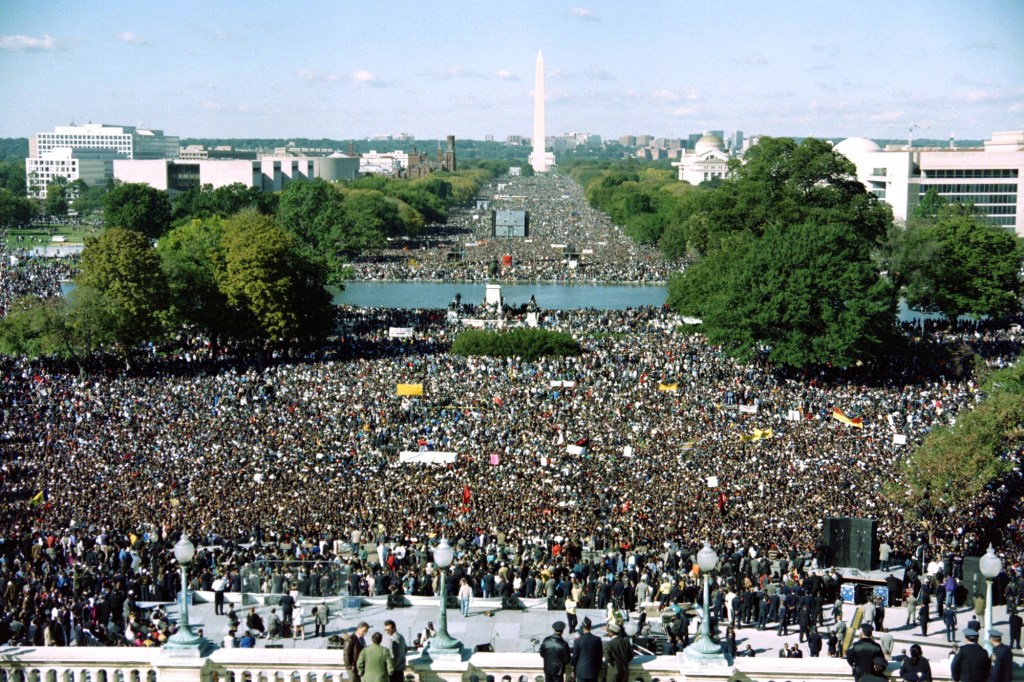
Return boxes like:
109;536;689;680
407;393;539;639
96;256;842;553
77;227;168;352
896;359;1023;512
0;188;33;227
672;221;897;367
103;182;172;238
885;208;1023;319
451;328;581;362
218;210;333;343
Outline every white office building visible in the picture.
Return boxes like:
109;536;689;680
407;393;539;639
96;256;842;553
833;131;1024;235
113;154;359;193
26;123;179;197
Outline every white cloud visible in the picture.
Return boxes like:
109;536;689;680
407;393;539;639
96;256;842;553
569;7;600;21
0;34;61;53
961;39;996;50
352;70;383;87
808;43;839;57
297;69;317;80
496;69;519;81
741;52;768;65
671;106;699;117
117;31;151;46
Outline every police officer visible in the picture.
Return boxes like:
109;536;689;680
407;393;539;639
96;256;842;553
951;628;991;682
846;623;884;681
988;629;1013;682
539;621;571;682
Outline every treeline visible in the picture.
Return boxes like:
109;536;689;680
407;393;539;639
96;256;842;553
0;167;503;366
450;328;581;362
567;161;699;255
570;139;1023;369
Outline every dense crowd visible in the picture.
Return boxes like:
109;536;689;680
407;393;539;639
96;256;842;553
0;242;77;317
1;300;1023;647
1;176;1023;652
348;176;675;283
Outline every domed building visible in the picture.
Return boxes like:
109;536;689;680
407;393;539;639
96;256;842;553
832;131;1024;235
672;131;732;185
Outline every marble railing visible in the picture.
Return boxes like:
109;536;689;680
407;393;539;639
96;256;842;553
0;646;1016;682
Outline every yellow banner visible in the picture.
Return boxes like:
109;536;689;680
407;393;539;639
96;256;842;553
397;383;424;396
658;382;678;391
739;428;773;442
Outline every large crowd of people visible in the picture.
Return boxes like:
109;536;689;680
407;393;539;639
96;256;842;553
0;175;1022;654
347;175;675;283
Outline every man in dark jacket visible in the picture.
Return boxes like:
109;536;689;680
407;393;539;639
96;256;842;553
571;617;604;682
950;628;990;682
846;623;884;681
988;630;1013;682
539;621;571;682
604;623;633;682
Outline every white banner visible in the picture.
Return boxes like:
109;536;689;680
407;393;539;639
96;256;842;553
893;434;907;446
738;404;758;414
398;451;458;465
549;380;577;388
786;410;802;421
389;327;414;338
706;476;719;488
566;444;587;456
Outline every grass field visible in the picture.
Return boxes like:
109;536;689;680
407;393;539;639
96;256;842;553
4;223;101;250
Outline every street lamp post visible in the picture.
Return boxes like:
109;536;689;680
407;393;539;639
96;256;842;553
979;544;1003;654
426;538;462;658
685;541;724;660
163;532;205;652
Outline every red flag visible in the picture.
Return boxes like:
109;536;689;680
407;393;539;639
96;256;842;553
462;484;471;505
717;491;728;513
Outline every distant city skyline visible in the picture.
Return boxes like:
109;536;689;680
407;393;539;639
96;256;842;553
1;0;1021;142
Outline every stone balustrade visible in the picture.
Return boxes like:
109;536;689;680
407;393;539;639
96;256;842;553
0;645;1018;682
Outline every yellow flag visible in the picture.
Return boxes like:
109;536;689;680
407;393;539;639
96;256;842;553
658;382;678;392
397;383;424;396
30;491;45;507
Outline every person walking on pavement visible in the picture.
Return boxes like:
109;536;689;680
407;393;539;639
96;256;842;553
944;606;958;643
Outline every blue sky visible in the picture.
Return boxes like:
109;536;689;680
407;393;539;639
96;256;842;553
1;0;1021;142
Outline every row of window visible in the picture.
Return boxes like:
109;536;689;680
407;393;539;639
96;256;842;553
924;193;1018;204
922;183;1018;193
924;168;1019;178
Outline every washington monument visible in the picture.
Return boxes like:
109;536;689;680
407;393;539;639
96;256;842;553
529;50;554;173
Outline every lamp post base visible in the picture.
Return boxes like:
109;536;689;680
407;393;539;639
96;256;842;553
683;634;725;661
163;630;206;654
425;635;463;662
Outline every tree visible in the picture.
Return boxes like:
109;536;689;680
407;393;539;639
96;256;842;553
677;221;897;367
157;218;237;345
102;182;172;238
77;227;167;353
45;179;69;217
0;295;70;358
896;359;1023;512
887;210;1023;319
451;328;581;362
277;178;345;246
0;188;32;227
218;210;333;343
